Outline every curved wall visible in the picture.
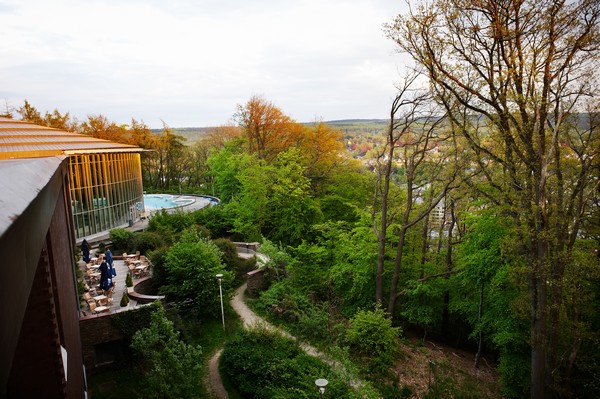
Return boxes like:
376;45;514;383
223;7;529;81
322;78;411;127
69;152;143;238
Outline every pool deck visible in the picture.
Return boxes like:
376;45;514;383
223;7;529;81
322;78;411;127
77;194;215;246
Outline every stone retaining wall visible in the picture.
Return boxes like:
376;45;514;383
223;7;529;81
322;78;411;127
245;268;265;297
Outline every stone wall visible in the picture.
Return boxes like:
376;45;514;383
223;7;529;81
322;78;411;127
246;268;265;297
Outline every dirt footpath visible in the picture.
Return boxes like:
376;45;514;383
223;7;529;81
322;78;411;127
206;283;365;397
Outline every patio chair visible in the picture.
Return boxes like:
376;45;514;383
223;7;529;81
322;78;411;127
86;270;99;285
133;266;144;279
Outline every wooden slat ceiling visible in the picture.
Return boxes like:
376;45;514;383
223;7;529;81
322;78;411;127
0;117;141;159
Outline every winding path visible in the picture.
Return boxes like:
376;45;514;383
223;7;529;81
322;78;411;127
207;349;228;399
207;283;365;398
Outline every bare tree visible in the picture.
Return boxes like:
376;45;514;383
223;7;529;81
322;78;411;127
372;71;461;313
386;0;600;395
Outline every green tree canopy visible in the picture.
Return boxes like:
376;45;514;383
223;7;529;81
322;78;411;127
130;302;203;398
159;229;232;316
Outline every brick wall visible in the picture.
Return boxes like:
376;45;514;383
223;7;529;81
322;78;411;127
79;312;125;372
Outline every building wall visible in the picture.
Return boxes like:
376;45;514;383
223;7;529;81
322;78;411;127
79;313;125;373
1;158;85;399
69;152;143;239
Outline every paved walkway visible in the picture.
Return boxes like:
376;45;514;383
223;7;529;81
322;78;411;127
207;283;365;398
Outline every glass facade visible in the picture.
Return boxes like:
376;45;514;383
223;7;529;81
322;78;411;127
68;152;143;239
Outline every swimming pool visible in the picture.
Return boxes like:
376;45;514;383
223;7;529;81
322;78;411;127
144;194;195;211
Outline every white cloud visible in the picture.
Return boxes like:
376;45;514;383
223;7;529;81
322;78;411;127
0;0;409;127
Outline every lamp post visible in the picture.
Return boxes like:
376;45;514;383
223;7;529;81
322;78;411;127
315;378;328;397
216;273;225;331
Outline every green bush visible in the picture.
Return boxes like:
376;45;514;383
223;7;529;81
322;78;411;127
97;242;106;256
498;352;530;398
192;204;235;238
147;247;168;291
110;302;157;341
296;304;331;342
345;307;401;372
159;229;232;317
257;280;313;322
221;327;354;398
125;272;133;288
120;292;130;307
213;238;257;284
109;228;134;253
131;302;202;399
148;209;194;235
132;231;164;254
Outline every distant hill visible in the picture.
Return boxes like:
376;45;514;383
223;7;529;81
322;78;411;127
150;127;213;144
317;119;389;139
150;119;391;145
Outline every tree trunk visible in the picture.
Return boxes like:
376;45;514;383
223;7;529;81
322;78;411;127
474;283;484;369
530;244;549;398
387;225;408;315
374;116;396;305
441;200;455;339
419;211;430;279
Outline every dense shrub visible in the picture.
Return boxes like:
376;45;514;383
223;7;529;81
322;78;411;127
148;209;194;233
319;194;360;223
159;229;232;316
131;302;202;398
147;247;169;290
345;307;401;372
132;231;164;254
498;352;530;398
192;204;235;238
213;238;257;284
213;238;238;267
221;327;354;398
296;304;331;341
147;210;195;245
110;301;158;341
257;280;313;322
109;228;134;253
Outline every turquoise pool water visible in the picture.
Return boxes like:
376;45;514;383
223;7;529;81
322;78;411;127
144;194;194;210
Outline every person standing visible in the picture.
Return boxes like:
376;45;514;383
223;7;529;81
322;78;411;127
81;239;90;263
105;248;116;278
99;260;110;292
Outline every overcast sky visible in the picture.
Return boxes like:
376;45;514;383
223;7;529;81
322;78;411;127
0;0;410;128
